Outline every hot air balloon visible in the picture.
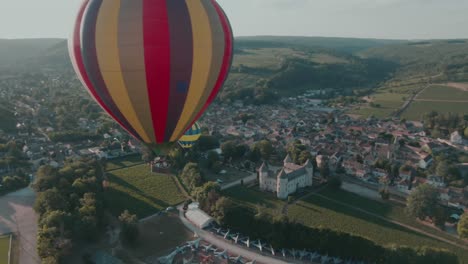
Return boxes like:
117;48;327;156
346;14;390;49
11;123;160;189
178;122;201;149
69;0;233;153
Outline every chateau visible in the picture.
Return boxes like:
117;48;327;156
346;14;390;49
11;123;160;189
259;155;314;199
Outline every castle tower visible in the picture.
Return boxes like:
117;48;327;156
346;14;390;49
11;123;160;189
277;169;289;199
259;162;269;191
303;159;314;186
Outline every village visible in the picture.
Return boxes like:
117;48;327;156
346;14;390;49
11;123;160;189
201;93;468;213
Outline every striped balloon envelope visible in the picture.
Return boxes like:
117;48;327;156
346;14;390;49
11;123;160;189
178;122;202;149
69;0;233;148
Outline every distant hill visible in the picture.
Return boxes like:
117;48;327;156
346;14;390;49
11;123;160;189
236;36;407;53
1;36;468;106
360;39;468;81
0;38;64;71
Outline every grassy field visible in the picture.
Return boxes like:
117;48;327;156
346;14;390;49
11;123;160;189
0;235;9;264
350;92;407;118
417;85;468;101
223;186;285;215
105;164;185;218
233;48;305;69
288;189;468;262
402;101;468;120
105;154;143;171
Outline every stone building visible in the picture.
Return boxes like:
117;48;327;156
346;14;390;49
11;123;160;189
259;155;313;199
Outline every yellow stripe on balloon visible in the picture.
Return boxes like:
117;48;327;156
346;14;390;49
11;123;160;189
179;134;201;142
170;0;213;141
95;0;151;143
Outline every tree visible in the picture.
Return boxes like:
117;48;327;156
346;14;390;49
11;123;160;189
211;197;234;224
234;144;249;159
433;206;448;229
180;163;203;192
197;135;220;151
193;182;221;213
119;210;139;245
379;188;390;200
464;127;468;138
406;184;440;220
78;193;102;241
254;140;273;160
298;150;312;165
458;213;468;239
436;161;450;179
34;188;70;216
221;141;236;161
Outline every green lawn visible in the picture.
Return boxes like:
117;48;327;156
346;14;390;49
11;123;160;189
105;164;185;218
105;155;143;171
402;101;468;120
289;188;468;262
0;235;9;264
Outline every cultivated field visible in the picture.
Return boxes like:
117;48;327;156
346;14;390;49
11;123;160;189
417;85;468;101
288;188;468;262
105;164;185;218
351;92;407;118
224;186;468;262
402;101;468;120
0;235;9;264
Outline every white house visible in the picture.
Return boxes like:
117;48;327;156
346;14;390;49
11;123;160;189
427;175;446;188
450;131;463;145
419;154;433;169
259;155;313;199
185;207;214;229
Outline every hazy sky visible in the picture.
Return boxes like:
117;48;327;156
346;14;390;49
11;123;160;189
1;0;467;39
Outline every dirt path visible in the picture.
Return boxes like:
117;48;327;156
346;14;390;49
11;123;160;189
446;82;468;92
0;187;39;264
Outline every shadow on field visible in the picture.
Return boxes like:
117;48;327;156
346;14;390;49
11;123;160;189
104;188;168;219
107;173;143;194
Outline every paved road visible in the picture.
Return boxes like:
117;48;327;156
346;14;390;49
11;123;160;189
178;207;292;264
0;187;39;264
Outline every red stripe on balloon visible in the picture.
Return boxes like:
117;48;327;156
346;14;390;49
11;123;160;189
143;0;171;143
72;0;141;141
190;0;233;126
